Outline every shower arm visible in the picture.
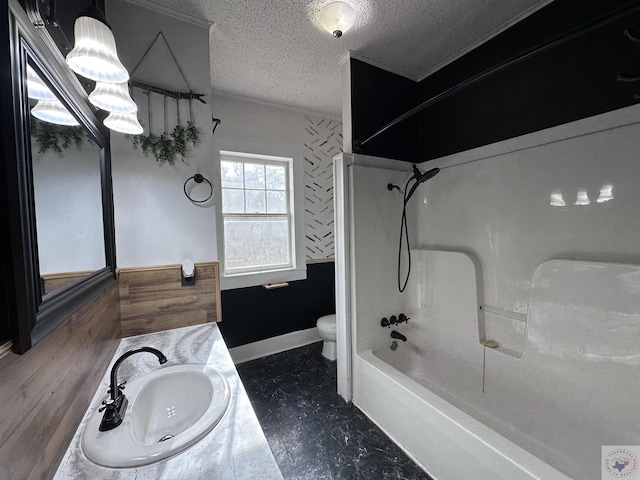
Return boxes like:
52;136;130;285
388;168;418;195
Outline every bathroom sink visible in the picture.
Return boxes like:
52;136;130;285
81;364;231;468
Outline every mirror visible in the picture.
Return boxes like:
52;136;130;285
6;0;116;353
28;65;106;296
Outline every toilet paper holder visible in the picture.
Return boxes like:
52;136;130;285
181;259;196;286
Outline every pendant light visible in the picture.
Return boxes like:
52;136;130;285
319;2;357;38
103;112;143;134
65;4;129;83
89;81;137;113
26;65;56;100
31;100;79;126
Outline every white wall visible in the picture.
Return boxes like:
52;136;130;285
108;0;216;268
32;135;104;274
211;94;341;260
105;0;341;268
350;162;411;353
418;103;640;351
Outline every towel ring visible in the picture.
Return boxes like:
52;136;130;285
183;174;213;204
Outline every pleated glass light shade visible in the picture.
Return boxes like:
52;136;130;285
89;81;137;113
31;100;79;126
66;15;129;83
26;65;57;100
103;112;143;134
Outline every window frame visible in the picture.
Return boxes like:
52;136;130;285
214;139;306;290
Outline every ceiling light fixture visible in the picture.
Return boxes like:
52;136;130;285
89;81;137;113
319;1;356;38
31;100;79;126
26;65;57;101
103;112;143;134
65;4;129;83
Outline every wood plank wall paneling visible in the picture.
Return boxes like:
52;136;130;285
41;270;94;294
119;261;221;338
0;281;121;480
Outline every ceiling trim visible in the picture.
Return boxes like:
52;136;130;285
417;0;555;82
124;0;213;28
211;90;342;123
348;51;418;82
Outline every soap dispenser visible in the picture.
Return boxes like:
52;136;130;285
181;259;196;286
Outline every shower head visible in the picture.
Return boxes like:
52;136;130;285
405;166;439;203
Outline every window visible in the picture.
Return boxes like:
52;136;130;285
217;147;305;289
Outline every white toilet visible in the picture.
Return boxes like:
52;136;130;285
316;314;337;361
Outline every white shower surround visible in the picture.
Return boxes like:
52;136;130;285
344;103;640;480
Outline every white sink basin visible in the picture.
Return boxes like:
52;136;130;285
81;364;231;468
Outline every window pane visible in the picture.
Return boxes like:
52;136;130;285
245;190;266;213
245;163;265;189
267;190;287;213
224;217;290;270
222;189;244;213
221;161;243;188
266;165;286;190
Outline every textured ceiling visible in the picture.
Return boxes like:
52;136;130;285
128;0;551;117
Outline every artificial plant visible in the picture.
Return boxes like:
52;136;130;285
30;117;88;154
130;121;199;166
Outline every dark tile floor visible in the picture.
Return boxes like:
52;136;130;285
236;342;433;480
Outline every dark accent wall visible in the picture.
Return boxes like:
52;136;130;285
0;282;120;480
350;58;418;162
219;262;335;348
352;0;640;163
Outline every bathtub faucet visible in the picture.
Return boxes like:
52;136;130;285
390;330;407;342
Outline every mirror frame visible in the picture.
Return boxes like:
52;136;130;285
6;0;116;353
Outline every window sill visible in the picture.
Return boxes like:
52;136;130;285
220;266;307;291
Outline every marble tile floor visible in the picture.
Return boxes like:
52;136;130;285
236;342;433;480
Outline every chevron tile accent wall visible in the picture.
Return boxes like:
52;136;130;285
303;116;342;259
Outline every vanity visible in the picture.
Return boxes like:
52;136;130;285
54;323;284;480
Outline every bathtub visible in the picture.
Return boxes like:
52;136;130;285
353;348;572;480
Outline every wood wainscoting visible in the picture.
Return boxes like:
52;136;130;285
118;261;221;337
0;281;121;480
41;270;94;295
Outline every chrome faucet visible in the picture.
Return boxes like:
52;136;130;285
99;347;167;432
390;330;407;342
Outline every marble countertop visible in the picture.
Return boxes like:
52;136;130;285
54;323;284;480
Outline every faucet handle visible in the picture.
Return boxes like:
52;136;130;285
99;398;114;412
107;381;126;395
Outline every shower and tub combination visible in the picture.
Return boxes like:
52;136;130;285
339;108;640;480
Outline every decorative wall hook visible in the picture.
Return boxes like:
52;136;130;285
212;117;221;135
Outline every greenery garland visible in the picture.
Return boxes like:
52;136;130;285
30;117;88;154
130;122;200;165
